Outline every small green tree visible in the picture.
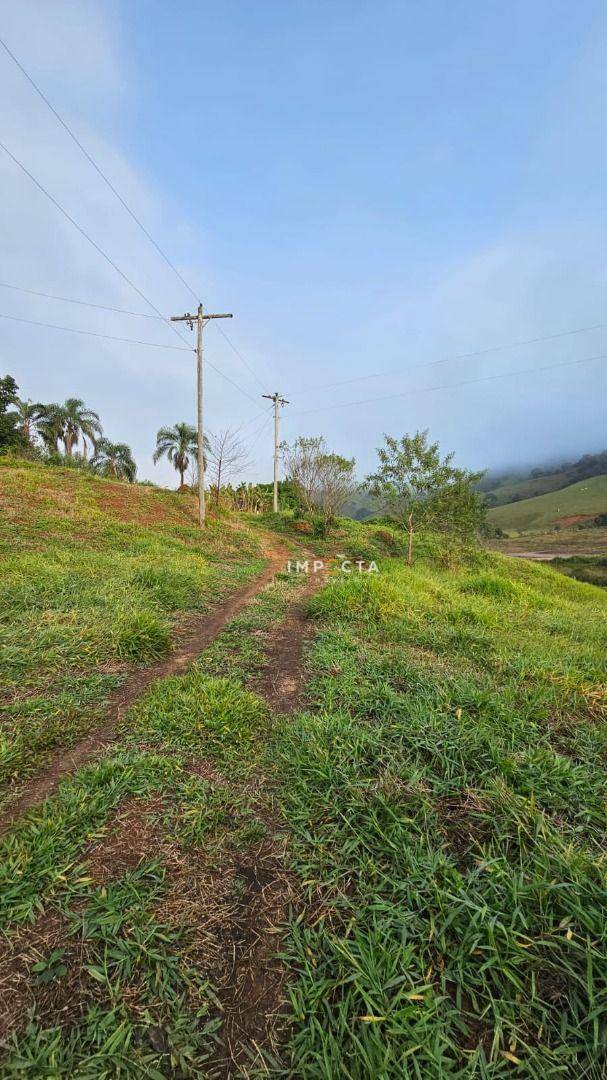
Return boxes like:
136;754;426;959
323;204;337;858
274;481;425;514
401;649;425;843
0;375;24;451
366;430;485;564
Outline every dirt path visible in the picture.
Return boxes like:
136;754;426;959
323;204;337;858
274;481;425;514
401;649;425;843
213;572;324;1076
0;541;289;838
0;550;325;1074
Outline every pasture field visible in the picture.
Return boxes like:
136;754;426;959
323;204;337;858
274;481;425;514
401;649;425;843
1;460;606;1076
0;458;264;799
273;552;607;1076
488;473;607;534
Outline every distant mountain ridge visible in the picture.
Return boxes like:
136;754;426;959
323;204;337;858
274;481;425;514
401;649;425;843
483;450;607;508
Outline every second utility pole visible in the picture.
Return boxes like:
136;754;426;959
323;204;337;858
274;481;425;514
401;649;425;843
262;391;289;512
170;304;232;527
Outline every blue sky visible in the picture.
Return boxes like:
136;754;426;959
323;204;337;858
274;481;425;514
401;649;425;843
2;0;607;485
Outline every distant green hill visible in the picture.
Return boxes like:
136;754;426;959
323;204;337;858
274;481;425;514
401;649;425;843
484;450;607;507
342;490;379;520
488;474;607;534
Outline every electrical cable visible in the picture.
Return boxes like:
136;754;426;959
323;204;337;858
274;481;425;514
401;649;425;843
0;282;162;318
0;311;192;350
292;350;607;417
0;35;272;394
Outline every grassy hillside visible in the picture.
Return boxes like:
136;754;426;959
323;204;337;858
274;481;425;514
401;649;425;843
274;553;607;1075
485;470;572;507
488;473;607;534
1;460;607;1074
484;450;607;507
0;457;264;793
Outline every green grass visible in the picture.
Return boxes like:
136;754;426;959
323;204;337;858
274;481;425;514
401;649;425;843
269;550;607;1077
488;473;607;534
4;461;607;1075
0;703;268;1073
0;565;298;1077
0;458;265;795
485;472;573;508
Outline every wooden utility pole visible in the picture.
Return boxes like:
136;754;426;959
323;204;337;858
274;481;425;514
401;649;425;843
170;304;232;526
262;392;289;512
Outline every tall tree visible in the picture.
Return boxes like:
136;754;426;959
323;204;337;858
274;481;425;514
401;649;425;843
93;438;137;482
0;375;24;451
62;398;102;456
366;430;485;564
36;403;67;453
13;398;43;446
153;422;207;489
207;428;252;504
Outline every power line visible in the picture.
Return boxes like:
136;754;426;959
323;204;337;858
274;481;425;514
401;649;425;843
0;312;192;350
292;350;607;417
308;320;607;394
248;411;274;452
217;331;269;393
205;356;260;406
0;140;260;405
0;35;200;308
0;138;191;347
0;35;272;395
233;405;274;436
0;282;163;318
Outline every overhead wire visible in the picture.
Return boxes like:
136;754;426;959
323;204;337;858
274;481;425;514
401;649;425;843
0;35;272;395
0;312;192;350
0;140;261;409
0;139;192;347
0;282;163;318
292;350;607;417
248;411;274;452
307;321;607;393
232;405;274;437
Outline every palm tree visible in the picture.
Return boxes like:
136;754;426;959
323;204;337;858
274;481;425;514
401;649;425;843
36;398;102;456
153;423;208;488
93;438;137;482
62;398;102;456
37;403;67;453
14;398;43;445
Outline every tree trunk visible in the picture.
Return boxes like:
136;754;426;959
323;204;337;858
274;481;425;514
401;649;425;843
179;466;185;488
407;513;414;566
215;461;222;505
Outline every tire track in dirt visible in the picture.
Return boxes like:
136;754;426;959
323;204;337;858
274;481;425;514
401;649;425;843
214;569;325;1076
0;541;289;838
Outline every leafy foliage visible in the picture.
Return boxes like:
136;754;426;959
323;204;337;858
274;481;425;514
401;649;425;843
366;430;486;562
282;435;356;524
0;375;25;452
153;422;207;488
92;437;137;482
